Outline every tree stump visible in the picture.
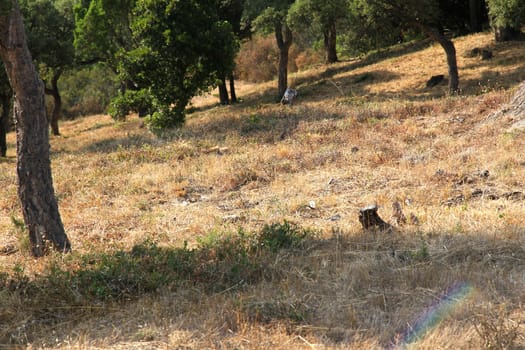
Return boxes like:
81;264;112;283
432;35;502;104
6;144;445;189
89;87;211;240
426;74;444;88
359;204;393;232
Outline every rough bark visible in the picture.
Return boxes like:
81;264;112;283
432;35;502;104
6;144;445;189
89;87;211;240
492;81;525;130
0;90;11;157
275;22;293;100
0;1;70;256
228;74;237;104
324;23;338;64
0;114;5;157
44;70;62;136
218;77;229;105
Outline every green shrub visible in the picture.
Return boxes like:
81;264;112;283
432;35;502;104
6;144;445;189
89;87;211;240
1;222;312;303
108;89;155;121
254;220;310;253
59;64;119;118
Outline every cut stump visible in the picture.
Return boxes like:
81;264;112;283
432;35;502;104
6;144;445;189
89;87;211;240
359;204;393;232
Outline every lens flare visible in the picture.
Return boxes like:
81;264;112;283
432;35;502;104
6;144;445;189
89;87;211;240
389;281;474;349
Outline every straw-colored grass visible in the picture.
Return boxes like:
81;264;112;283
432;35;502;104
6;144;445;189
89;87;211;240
1;31;525;349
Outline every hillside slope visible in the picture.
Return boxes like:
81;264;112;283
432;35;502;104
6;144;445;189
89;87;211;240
0;32;524;349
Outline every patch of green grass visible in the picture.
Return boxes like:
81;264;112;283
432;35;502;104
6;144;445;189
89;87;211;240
1;221;312;307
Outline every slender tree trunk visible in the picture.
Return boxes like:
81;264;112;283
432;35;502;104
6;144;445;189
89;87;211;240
0;1;70;256
0;91;11;157
0;105;6;157
421;26;459;94
44;70;62;136
275;22;293;100
218;77;229;105
228;73;237;103
469;0;482;32
324;23;338;63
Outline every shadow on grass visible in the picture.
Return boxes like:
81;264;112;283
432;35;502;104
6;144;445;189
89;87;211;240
74;134;159;155
3;221;525;348
184;104;351;146
1;221;312;345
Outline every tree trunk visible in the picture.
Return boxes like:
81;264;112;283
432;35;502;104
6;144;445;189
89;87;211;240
0;91;11;157
275;22;293;100
324;23;338;64
494;26;521;42
492;80;525;129
218;77;229;105
0;106;6;157
44;70;62;136
422;26;459;94
228;74;237;104
0;1;70;256
469;0;482;32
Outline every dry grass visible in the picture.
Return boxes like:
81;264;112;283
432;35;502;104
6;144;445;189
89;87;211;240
1;32;525;349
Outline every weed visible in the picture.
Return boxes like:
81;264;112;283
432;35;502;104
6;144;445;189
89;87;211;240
241;298;307;324
473;305;521;350
254;221;311;253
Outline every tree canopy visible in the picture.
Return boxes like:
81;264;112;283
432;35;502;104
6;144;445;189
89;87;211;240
288;0;350;63
20;0;75;135
110;0;238;130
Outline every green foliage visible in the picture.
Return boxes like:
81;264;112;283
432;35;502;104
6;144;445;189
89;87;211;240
288;0;350;37
74;0;134;65
59;63;119;118
108;88;154;121
20;0;75;70
0;0;13;16
487;0;525;28
254;220;310;252
0;221;312;303
109;0;238;129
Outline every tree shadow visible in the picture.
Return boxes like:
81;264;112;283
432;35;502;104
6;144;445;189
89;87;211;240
81;134;159;154
183;103;350;146
0;155;15;163
5;225;525;348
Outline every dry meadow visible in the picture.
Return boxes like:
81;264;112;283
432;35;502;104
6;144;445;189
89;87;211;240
1;32;525;349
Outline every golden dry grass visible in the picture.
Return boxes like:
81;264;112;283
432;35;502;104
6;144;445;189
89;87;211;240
1;32;525;349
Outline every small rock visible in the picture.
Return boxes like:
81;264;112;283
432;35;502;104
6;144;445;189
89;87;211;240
328;214;341;221
308;201;316;209
409;213;420;225
426;74;444;88
223;214;241;222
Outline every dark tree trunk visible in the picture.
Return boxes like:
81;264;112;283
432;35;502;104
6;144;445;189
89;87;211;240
494;26;521;42
44;70;62;136
275;22;293;100
0;91;11;157
228;74;237;104
469;0;482;32
324;23;338;64
358;205;393;232
422;26;459;94
0;108;6;157
0;1;70;256
218;77;229;105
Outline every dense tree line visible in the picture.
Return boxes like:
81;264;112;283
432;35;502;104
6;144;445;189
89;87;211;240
3;0;523;138
1;0;525;255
